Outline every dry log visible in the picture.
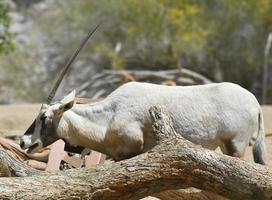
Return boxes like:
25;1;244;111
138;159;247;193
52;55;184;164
25;159;47;171
76;69;212;98
101;69;211;84
0;137;50;162
0;106;272;200
0;148;39;177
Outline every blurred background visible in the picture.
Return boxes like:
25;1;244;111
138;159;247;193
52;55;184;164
0;0;271;104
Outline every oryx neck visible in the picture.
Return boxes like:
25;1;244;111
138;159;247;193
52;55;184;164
71;99;113;119
56;99;113;153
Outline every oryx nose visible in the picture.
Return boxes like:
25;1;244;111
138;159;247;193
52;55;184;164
20;141;25;149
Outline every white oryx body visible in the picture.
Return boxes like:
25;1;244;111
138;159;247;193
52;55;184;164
21;82;266;164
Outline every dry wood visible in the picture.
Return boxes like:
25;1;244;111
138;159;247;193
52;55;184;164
24;159;47;171
76;69;212;98
0;106;272;200
0;148;39;177
0;137;50;162
155;188;225;200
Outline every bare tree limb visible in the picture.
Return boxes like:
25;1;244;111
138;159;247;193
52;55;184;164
0;148;40;177
0;106;271;200
262;33;272;104
77;69;212;99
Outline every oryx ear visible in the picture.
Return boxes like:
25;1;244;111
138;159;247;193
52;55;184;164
41;104;49;110
60;90;76;111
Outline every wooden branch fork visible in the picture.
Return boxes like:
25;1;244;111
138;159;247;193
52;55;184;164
0;106;272;200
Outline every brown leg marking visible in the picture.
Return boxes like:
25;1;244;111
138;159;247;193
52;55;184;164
223;140;245;158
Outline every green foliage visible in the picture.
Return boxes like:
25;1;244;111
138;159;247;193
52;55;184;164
36;0;208;70
2;0;272;102
194;0;272;88
0;0;13;53
0;46;40;102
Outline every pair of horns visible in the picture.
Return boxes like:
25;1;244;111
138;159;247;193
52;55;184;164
46;23;101;104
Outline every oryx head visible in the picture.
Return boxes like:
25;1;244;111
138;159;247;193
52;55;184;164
20;23;101;153
20;91;76;153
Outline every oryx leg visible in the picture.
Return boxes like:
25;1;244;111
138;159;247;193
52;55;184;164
105;121;144;161
220;139;246;158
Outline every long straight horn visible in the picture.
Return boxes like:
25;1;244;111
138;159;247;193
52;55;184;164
46;23;101;104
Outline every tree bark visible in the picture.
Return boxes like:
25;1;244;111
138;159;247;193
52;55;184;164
0;106;272;200
0;148;39;177
155;188;225;200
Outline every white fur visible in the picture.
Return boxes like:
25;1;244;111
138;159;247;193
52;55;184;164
56;82;265;161
22;82;266;162
61;90;76;104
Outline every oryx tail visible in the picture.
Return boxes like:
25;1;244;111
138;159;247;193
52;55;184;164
253;108;266;165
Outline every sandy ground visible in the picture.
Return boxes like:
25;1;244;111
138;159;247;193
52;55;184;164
0;104;41;136
0;104;272;166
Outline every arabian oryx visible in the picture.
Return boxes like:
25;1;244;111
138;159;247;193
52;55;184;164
20;81;266;164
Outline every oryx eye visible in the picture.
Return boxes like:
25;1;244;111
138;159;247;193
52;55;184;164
40;113;47;121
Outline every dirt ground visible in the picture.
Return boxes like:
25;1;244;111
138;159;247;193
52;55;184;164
0;104;272;166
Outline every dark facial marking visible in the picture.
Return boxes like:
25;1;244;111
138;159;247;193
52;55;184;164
40;120;58;147
40;117;55;136
40;120;46;135
40;112;47;121
24;120;36;135
40;118;53;136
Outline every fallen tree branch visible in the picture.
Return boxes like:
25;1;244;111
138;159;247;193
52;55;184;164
0;106;272;200
0;137;50;163
0;148;40;177
76;69;212;98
